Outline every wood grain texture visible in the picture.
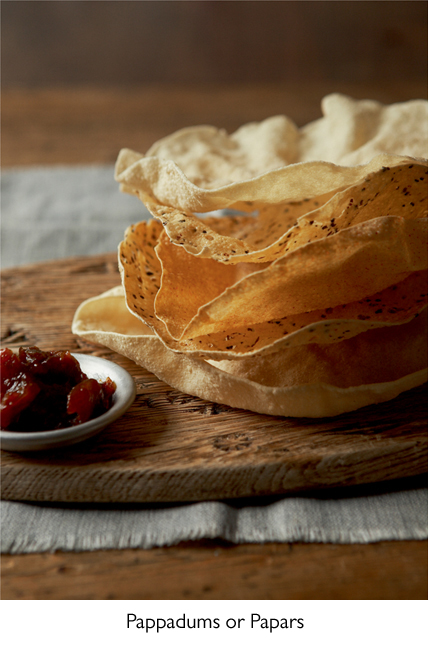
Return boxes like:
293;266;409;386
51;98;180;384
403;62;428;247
1;254;427;503
1;85;427;601
2;540;427;600
2;82;427;167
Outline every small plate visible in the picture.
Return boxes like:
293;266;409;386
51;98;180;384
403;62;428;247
0;354;136;452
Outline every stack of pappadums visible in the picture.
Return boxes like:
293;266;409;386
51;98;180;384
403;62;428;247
72;94;428;417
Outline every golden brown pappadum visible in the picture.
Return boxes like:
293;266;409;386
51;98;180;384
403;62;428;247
127;162;427;264
180;216;427;339
176;270;428;359
154;229;269;340
73;95;428;417
121;212;426;343
209;309;427;389
119;162;427;343
120;214;427;359
71;289;427;418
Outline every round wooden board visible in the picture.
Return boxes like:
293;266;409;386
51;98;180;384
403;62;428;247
1;254;427;503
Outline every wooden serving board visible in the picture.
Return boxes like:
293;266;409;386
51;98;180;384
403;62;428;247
1;254;427;503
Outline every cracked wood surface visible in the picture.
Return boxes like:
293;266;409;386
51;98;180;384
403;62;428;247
1;254;427;503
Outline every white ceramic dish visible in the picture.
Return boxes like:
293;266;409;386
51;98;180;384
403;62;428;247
0;354;136;452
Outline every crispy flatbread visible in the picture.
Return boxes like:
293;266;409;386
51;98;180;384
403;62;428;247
72;289;427;418
73;95;428;416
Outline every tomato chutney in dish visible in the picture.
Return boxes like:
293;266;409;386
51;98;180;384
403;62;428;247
0;346;116;432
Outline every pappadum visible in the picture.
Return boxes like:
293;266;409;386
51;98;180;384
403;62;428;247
73;95;428;417
115;94;428;212
72;288;427;418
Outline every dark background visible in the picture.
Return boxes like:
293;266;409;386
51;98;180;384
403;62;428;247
2;0;427;89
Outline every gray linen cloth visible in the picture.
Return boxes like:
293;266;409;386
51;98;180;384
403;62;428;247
1;165;427;553
1;165;149;267
1;482;428;554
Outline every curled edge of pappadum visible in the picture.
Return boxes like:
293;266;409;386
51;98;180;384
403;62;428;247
145;116;300;187
119;242;428;359
120;217;427;357
151;214;428;354
209;307;427;389
118;222;428;358
118;159;427;264
175;271;428;360
127;96;428;187
179;216;428;339
115;150;418;213
299;94;428;166
71;287;427;418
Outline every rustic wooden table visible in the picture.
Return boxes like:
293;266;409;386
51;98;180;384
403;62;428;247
1;83;427;600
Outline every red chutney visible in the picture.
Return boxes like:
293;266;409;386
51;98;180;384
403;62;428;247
0;347;116;432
